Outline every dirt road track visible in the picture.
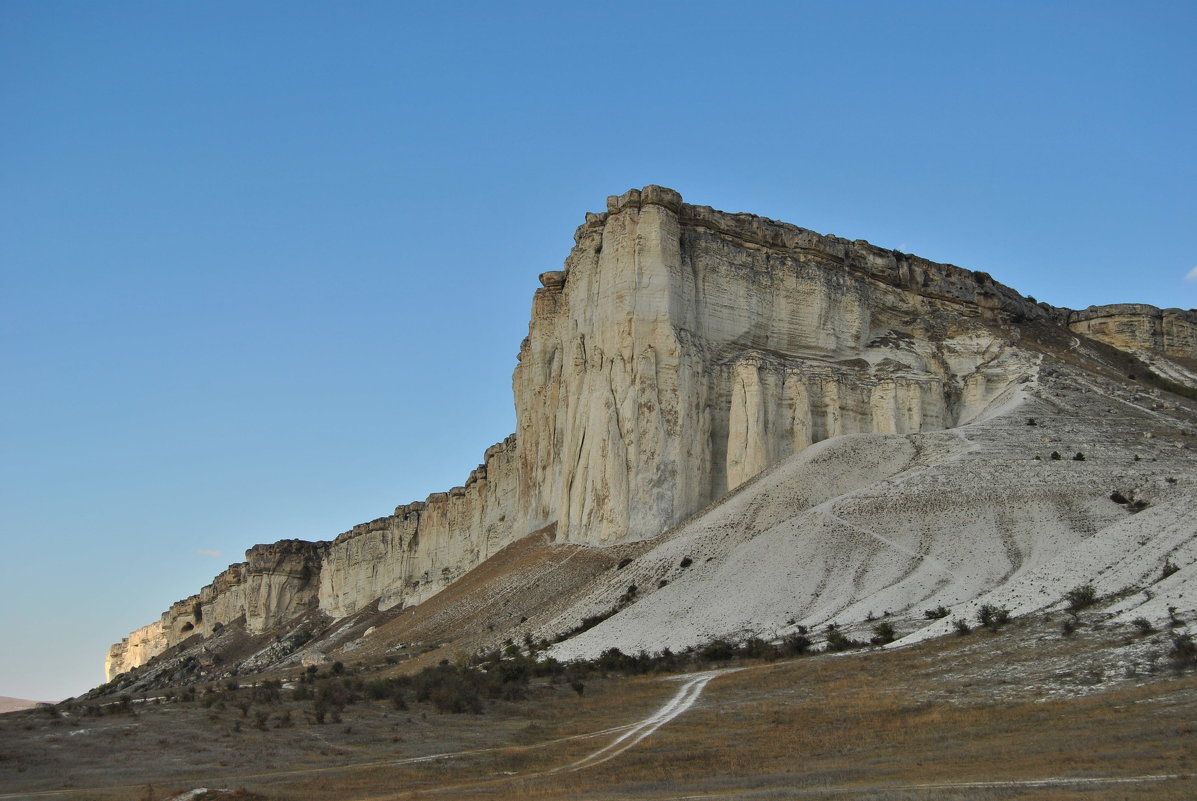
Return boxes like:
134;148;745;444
3;664;1192;800
550;668;737;774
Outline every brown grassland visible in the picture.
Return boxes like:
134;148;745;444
2;614;1194;800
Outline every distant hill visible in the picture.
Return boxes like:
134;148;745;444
0;697;44;714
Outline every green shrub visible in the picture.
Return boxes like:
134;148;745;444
779;633;812;656
1169;633;1197;671
824;624;862;652
924;605;949;620
1064;583;1097;612
977;604;1011;629
698;640;736;662
870;622;896;645
953;618;971;635
1132;617;1155;635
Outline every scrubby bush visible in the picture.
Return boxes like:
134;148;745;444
739;638;776;661
1162;559;1180;580
824;624;863;652
977;604;1011;629
1050;451;1062;460
870;622;896;645
1169;633;1197;672
779;633;812;657
953;618;972;635
698;640;736;662
1072;452;1086;461
1064;583;1098;613
1132;617;1155;635
679;556;693;568
924;605;949;620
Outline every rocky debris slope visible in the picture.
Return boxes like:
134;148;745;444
546;360;1197;661
105;186;1197;681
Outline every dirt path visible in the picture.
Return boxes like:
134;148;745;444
5;664;1191;800
549;668;737;774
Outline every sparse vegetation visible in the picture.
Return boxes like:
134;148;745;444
1144;368;1197;401
1072;451;1085;461
824;624;864;652
977;604;1011;629
953;617;972;635
1050;451;1062;460
924;605;949;620
1064;583;1098;613
1132;617;1155;635
870;622;896;645
1162;558;1180;580
1169;633;1197;671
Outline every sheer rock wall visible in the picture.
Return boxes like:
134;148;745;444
104;186;1186;679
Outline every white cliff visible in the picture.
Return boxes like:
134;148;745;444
105;186;1195;680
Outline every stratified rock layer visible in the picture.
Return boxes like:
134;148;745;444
105;186;1195;680
1066;304;1197;361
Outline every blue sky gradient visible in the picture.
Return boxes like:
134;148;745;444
2;1;1194;701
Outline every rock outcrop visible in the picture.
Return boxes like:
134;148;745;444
106;540;326;679
104;186;1195;680
1066;304;1197;361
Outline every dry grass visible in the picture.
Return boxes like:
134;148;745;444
3;618;1195;801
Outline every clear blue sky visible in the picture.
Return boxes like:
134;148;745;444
2;1;1194;702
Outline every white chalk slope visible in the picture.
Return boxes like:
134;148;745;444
549;360;1197;660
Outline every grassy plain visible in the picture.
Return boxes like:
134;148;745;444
2;616;1194;800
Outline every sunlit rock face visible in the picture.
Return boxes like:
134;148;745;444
317;436;521;619
105;540;327;679
513;186;1038;544
1067;304;1197;361
105;186;1189;680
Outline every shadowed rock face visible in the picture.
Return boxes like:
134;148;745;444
104;186;1194;680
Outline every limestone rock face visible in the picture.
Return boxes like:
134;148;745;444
105;540;327;679
511;187;1038;544
104;186;1193;680
104;620;166;683
1067;304;1197;361
318;436;521;619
